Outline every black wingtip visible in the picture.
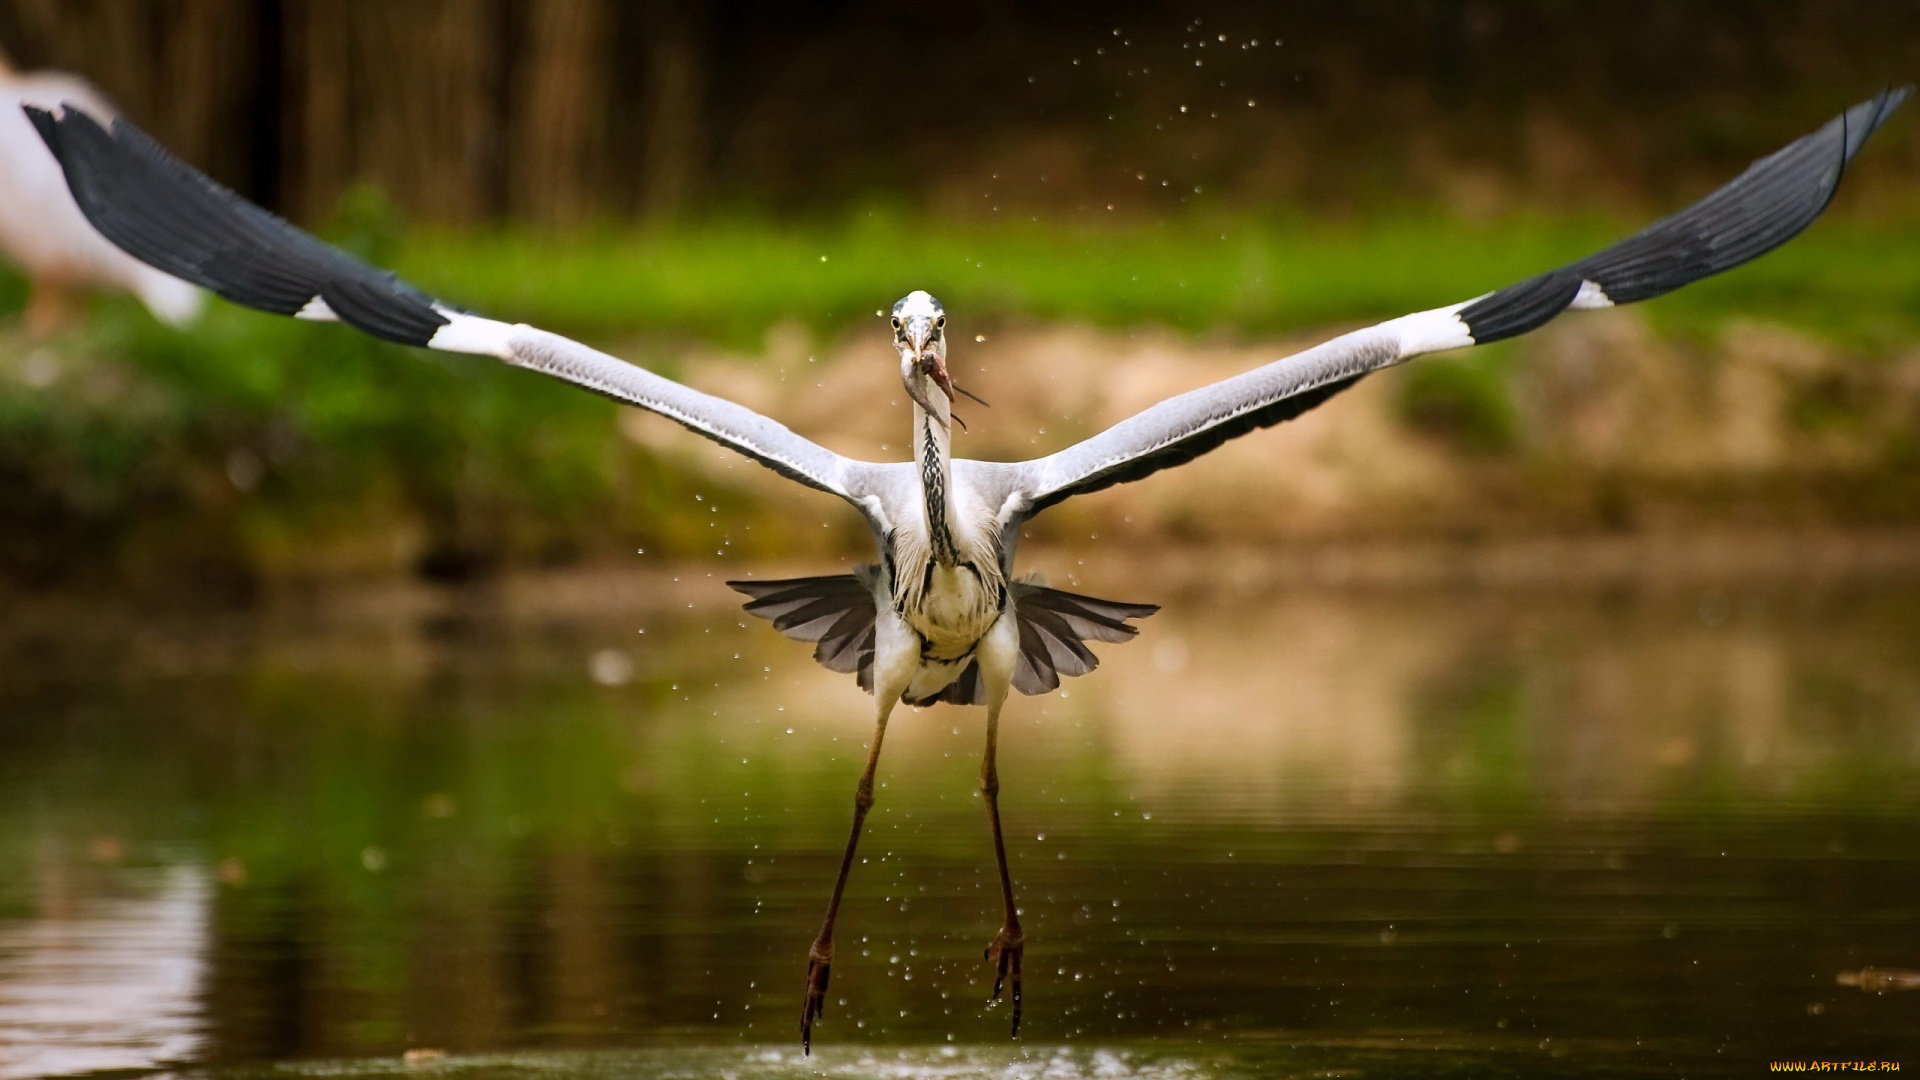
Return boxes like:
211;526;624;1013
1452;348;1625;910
1850;85;1912;159
1838;86;1911;170
21;101;56;137
1458;89;1907;345
22;101;82;163
26;98;452;348
25;99;110;158
1873;84;1913;122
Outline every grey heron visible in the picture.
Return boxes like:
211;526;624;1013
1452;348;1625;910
0;52;200;332
23;86;1909;1050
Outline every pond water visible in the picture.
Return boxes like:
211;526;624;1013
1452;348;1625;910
1;571;1917;1079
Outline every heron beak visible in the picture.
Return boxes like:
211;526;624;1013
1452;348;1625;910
900;321;953;419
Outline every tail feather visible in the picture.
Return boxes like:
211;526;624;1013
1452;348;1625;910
729;570;1156;705
908;662;986;707
1023;588;1157;644
1012;605;1091;694
728;568;879;681
817;608;876;678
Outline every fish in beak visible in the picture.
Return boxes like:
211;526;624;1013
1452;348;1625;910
898;316;953;417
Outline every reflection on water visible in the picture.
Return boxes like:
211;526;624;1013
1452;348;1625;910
1;574;1918;1078
0;866;206;1076
244;1045;1221;1080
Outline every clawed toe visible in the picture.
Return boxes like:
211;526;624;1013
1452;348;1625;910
800;942;833;1054
984;926;1024;1036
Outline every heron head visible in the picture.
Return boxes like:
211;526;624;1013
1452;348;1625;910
891;290;952;417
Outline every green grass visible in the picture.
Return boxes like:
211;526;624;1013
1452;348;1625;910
393;208;1920;349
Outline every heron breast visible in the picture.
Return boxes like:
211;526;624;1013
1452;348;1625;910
902;559;1004;652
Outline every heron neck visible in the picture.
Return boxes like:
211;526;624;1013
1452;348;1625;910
914;397;960;567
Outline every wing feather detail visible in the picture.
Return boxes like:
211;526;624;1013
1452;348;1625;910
729;570;879;682
1003;89;1908;523
24;103;869;502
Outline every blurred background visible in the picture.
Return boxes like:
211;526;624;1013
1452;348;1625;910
2;4;1920;1078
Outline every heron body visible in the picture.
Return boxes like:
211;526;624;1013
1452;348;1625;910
889;496;1012;708
22;86;1912;1050
888;319;1014;701
897;408;1003;633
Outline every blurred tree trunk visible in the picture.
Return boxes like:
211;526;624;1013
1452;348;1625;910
283;0;351;222
1;0;258;193
0;1;1913;225
348;0;501;224
636;0;705;223
509;0;608;228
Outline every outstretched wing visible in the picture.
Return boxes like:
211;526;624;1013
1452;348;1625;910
1001;88;1909;522
24;104;868;502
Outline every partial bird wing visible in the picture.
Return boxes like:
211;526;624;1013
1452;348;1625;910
999;88;1909;524
23;104;866;502
0;78;203;324
729;567;881;687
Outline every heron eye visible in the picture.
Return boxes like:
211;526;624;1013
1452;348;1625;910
935;315;946;330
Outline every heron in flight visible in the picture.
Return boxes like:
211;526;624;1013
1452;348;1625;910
24;87;1908;1050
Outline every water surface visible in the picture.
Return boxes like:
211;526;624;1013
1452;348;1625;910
2;574;1917;1078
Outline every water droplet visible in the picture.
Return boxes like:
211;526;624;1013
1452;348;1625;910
590;649;634;686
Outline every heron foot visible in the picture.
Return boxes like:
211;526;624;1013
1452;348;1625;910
801;939;833;1054
983;924;1024;1036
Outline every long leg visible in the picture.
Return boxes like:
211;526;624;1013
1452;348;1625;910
981;694;1024;1035
801;695;896;1052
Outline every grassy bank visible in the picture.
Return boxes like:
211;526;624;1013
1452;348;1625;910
2;208;1918;593
397;209;1920;349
